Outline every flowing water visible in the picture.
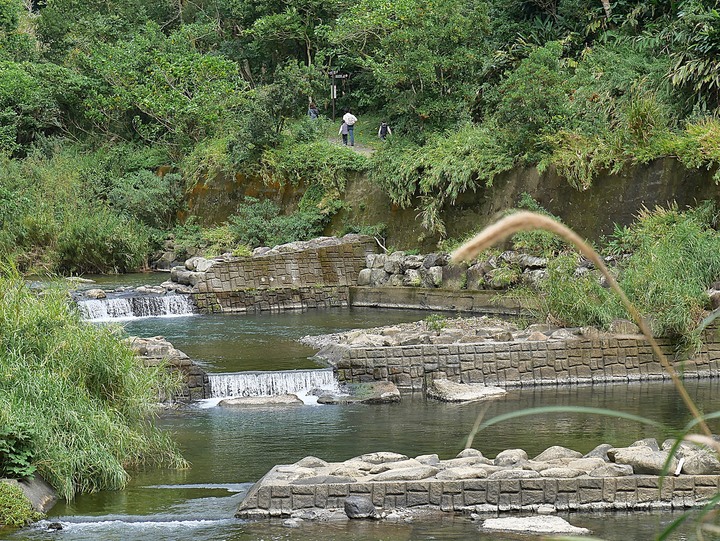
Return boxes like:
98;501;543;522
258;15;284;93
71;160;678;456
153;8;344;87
4;274;719;540
77;295;196;321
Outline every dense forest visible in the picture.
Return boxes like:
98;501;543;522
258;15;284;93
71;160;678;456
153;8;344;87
1;0;720;273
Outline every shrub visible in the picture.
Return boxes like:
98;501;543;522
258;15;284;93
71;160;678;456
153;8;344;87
370;126;514;237
614;203;720;342
0;269;186;499
537;253;620;328
55;209;150;274
531;203;720;348
0;424;35;480
228;187;344;248
0;483;42;528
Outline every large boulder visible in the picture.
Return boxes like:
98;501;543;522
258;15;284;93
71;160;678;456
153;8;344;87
533;446;583;462
610;447;678;475
427;379;506;402
218;395;304;407
316;381;401;405
482;516;590;535
370;466;439;482
344;496;378;519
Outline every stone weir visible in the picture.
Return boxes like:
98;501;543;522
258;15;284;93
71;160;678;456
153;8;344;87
316;321;720;392
236;439;720;519
171;235;379;313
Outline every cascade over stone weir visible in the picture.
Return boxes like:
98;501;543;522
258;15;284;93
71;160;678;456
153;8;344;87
208;368;338;398
78;294;196;321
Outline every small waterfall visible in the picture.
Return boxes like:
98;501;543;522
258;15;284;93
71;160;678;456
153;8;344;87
78;295;196;321
208;368;338;398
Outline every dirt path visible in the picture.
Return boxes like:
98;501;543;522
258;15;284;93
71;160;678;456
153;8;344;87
328;136;376;157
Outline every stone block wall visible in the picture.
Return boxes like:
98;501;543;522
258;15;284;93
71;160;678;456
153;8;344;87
332;326;720;391
236;471;720;517
194;286;349;314
127;336;210;401
192;235;377;313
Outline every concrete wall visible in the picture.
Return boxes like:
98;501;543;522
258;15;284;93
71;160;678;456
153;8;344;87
332;158;720;251
236;472;720;517
350;286;526;315
332;326;720;392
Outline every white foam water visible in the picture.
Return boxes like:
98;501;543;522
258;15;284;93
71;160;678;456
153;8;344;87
198;368;340;407
78;295;196;321
208;368;338;398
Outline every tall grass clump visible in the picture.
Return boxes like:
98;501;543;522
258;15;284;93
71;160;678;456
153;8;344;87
613;203;720;345
509;203;720;349
0;268;186;499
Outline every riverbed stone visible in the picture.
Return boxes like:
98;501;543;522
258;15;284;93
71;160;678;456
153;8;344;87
609;318;641;335
344;495;379;519
415;454;441;466
539;467;586;478
482;516;590;535
369;459;423;474
436;466;488;480
494;449;528;467
456;448;484;459
679;448;720;475
439;457;495;470
370;466;439;481
359;452;408;465
566;457;607;472
356;268;372;286
611;447;678;475
533;446;583;462
584;444;613;461
84;288;106;299
294;456;328;469
589;463;634;477
426;379;506;402
218;394;304;407
630;438;661;451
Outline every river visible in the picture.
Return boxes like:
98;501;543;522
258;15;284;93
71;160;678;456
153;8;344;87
4;275;717;540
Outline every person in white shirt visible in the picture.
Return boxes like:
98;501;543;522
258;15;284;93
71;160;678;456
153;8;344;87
342;109;357;146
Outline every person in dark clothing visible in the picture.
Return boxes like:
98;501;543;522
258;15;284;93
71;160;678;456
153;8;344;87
339;121;349;145
308;102;319;119
378;121;392;141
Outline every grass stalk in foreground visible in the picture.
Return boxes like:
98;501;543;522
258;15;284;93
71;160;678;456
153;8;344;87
451;210;712;438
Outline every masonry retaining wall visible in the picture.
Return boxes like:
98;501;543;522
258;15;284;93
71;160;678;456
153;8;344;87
330;326;720;392
191;235;377;313
236;470;720;518
349;286;526;315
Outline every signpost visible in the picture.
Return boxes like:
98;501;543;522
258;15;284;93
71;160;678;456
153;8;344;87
328;70;349;121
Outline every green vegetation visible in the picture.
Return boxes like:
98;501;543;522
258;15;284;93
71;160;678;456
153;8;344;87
1;0;719;268
504;203;720;350
0;269;186;500
0;425;35;479
0;483;42;528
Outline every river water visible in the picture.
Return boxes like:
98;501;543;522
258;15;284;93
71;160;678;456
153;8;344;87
4;275;719;540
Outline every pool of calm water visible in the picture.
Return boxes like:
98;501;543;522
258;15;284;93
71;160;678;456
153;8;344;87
4;275;719;540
